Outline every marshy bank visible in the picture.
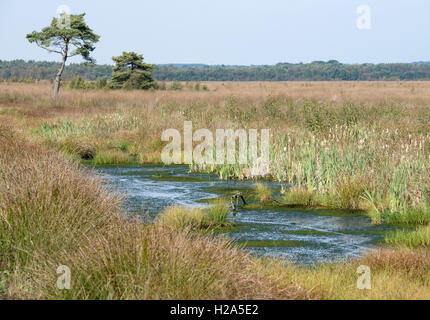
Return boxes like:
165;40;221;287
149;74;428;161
0;123;308;299
1;82;430;299
0;131;429;299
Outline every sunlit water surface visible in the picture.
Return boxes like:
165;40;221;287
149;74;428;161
93;165;403;265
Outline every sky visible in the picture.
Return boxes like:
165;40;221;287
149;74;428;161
0;0;429;66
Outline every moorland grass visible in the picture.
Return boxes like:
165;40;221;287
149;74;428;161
2;82;430;224
1;121;430;299
1;82;430;296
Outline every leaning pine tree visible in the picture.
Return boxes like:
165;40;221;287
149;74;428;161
26;13;100;98
110;52;157;90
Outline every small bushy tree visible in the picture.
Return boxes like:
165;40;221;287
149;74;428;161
110;52;156;90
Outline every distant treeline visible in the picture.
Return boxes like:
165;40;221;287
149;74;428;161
154;61;430;81
0;60;112;81
2;59;430;81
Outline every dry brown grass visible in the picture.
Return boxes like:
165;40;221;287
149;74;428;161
362;249;430;280
3;81;430;139
4;81;430;106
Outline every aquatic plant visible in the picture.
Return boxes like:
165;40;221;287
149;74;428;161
255;183;273;202
385;225;430;248
157;202;230;230
93;150;132;165
283;186;317;207
204;200;230;227
157;206;207;229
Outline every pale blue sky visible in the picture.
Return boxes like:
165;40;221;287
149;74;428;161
0;0;429;65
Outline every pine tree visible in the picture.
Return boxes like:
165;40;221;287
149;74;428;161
110;52;156;90
26;13;99;98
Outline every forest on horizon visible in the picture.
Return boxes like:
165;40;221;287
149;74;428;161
2;59;430;82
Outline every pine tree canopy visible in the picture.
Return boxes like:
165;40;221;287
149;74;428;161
26;13;100;63
110;52;157;90
26;13;99;97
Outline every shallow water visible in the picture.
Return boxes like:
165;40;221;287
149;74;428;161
92;165;403;265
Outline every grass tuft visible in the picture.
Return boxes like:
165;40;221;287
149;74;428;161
157;202;230;230
385;225;430;248
384;208;430;226
255;183;273;202
283;187;316;206
93;150;132;165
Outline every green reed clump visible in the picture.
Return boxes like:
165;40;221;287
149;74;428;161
255;183;273;202
384;208;430;226
283;187;318;207
157;203;230;230
40;120;85;138
204;200;230;227
93;150;132;165
385;225;430;248
157;206;206;229
334;175;369;210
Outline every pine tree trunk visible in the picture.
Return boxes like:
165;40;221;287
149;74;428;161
53;42;69;99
